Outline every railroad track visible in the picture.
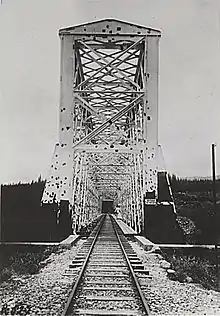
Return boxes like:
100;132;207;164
62;214;150;316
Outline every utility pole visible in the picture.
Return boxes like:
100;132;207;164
212;143;217;211
212;143;220;291
0;185;1;242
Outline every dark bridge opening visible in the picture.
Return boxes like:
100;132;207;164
102;200;114;214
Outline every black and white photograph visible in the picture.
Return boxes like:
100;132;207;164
0;0;220;315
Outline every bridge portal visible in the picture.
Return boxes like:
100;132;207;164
41;19;176;237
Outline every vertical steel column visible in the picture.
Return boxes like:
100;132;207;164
143;35;159;204
58;35;75;202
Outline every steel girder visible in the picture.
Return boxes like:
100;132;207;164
42;19;161;233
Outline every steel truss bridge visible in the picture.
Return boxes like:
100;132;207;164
42;19;175;236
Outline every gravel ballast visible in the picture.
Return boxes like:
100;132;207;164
131;240;220;315
1;237;220;315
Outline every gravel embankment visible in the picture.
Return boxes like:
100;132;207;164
131;240;220;315
0;239;85;315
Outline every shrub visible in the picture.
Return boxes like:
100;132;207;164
0;245;59;283
0;267;12;282
164;252;217;290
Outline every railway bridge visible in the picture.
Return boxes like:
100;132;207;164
42;19;179;241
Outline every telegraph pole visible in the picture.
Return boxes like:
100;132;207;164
0;185;1;242
212;143;217;211
212;143;220;291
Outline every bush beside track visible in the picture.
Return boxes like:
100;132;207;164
0;245;60;283
162;248;218;291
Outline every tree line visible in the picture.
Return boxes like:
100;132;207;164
1;175;219;242
1;177;72;242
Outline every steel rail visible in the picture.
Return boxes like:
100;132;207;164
110;215;151;316
61;214;106;316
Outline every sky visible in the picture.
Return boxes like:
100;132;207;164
0;0;220;184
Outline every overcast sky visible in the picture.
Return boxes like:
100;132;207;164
0;0;219;184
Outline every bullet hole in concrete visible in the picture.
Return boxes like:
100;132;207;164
66;126;70;130
56;161;58;164
137;31;141;34
147;116;151;120
61;144;64;147
51;176;53;179
147;73;150;78
61;128;64;131
117;26;121;31
63;190;66;194
144;113;146;116
102;29;106;32
109;30;113;34
84;28;87;31
115;149;118;152
51;165;53;168
55;154;58;157
110;144;114;148
106;25;109;28
55;167;57;170
62;162;67;166
64;177;67;180
147;107;150;110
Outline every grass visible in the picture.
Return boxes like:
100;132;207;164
0;245;60;283
163;249;218;291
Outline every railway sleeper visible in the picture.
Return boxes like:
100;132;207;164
69;263;83;269
74;309;143;315
79;296;135;301
131;264;145;270
87;263;127;267
84;280;131;286
82;286;133;291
